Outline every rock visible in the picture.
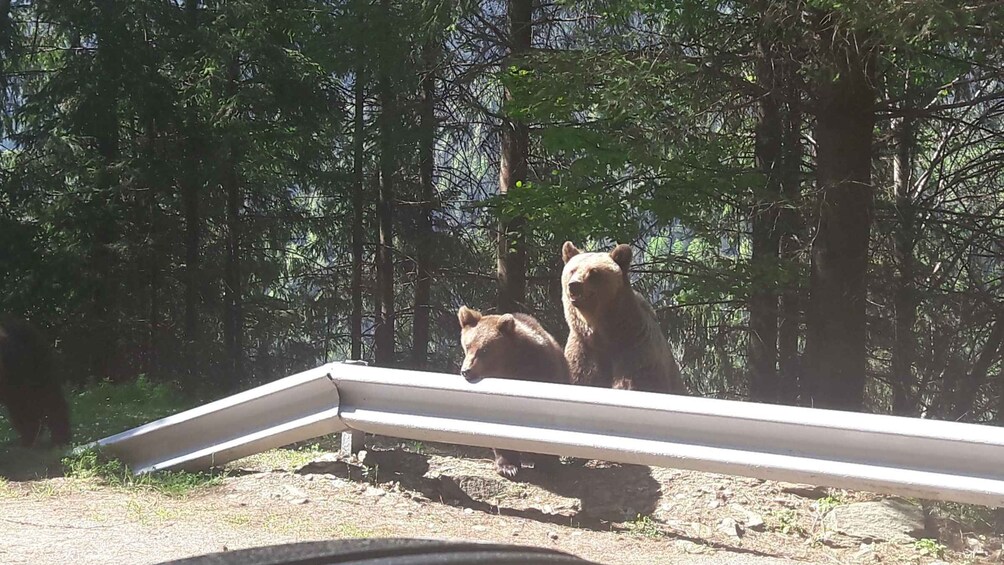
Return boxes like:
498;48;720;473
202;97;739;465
730;503;765;530
852;543;880;562
707;499;721;510
472;525;487;532
717;517;743;539
780;483;829;499
289;498;309;505
363;486;386;497
463;508;474;514
967;537;987;555
440;474;507;501
548;531;559;541
822;499;925;544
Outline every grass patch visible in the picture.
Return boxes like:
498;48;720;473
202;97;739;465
914;538;947;559
70;376;194;444
815;494;843;515
625;514;664;538
0;375;193;446
63;447;224;497
230;443;328;472
126;498;186;525
769;509;805;536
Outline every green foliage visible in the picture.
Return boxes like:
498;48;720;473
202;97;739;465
815;495;843;515
0;377;191;446
70;377;193;444
769;509;805;536
62;448;224;496
626;514;664;538
913;538;947;559
0;0;1002;414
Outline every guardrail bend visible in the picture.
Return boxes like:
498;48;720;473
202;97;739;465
94;362;1004;507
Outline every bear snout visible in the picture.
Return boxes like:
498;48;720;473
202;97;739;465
461;357;483;383
461;368;483;383
567;280;585;297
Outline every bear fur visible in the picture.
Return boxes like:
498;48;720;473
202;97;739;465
0;317;72;447
458;306;569;478
561;241;686;394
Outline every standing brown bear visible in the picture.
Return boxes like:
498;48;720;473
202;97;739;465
0;317;72;447
561;242;687;394
458;306;569;478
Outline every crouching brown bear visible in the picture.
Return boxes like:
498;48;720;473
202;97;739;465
457;306;569;478
561;242;687;394
0;317;72;447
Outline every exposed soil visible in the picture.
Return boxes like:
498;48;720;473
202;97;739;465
1;436;1000;565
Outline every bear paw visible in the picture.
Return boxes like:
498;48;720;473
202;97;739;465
495;461;520;478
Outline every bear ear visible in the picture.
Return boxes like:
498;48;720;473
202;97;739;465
562;241;580;264
497;314;516;335
610;244;633;271
458;306;481;328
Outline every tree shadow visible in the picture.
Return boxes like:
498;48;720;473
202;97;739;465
295;444;661;532
0;444;67;481
297;444;792;558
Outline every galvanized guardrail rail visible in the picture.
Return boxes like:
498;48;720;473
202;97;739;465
94;362;1004;506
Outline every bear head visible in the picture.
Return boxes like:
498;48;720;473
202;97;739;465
457;306;518;383
561;241;633;315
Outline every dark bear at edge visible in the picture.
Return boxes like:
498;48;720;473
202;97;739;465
561;241;687;394
457;306;570;478
0;317;72;447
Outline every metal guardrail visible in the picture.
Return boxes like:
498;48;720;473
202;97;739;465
95;362;1004;506
95;366;343;473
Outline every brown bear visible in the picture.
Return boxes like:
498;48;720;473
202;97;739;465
458;306;569;478
561;242;687;394
0;317;72;447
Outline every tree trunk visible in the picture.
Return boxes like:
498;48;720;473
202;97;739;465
148;242;160;379
497;0;532;314
222;55;244;388
412;41;437;369
143;116;161;380
181;163;201;348
804;24;876;411
891;113;918;415
957;316;1004;420
777;55;803;405
374;1;396;366
91;0;121;381
351;66;365;361
182;0;201;357
748;40;782;404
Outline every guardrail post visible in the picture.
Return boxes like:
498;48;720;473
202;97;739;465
338;360;371;458
340;430;365;457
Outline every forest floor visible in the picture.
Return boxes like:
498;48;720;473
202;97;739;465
2;436;1003;565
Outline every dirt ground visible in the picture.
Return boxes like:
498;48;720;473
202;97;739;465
1;437;1001;565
